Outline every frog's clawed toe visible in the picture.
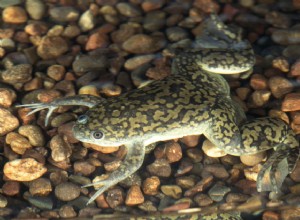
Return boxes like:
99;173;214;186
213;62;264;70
17;103;58;126
82;179;113;205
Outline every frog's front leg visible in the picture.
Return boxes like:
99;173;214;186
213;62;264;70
83;142;146;204
17;95;103;125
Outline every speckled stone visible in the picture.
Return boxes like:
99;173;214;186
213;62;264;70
55;182;81;202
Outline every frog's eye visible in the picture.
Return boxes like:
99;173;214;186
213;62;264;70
91;131;104;140
78;115;88;124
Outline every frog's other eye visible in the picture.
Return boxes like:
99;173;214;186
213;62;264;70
91;131;104;140
78;115;88;124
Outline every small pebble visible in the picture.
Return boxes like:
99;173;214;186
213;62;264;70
186;148;203;162
282;93;300;111
226;192;249;203
265;11;291;28
262;211;280;220
74;161;95;176
141;0;164;12
272;57;289;72
0;194;8;208
176;176;196;189
25;0;46;20
161;185;182;199
164;142;182;163
47;65;66;81
166;27;189;42
59;205;77;218
184;176;214;197
85;32;109;51
237;195;263;212
4;158;47;181
124;54;156;71
269;76;294;98
18;125;45;147
194;193;214;207
203;164;230;179
1;64;32;85
146;159;172;177
105;187;124;208
143;10;166;32
50;135;72;162
49;6;79;23
122;34;166;54
37;36;69;60
125;185;144;206
27;196;53;210
236;87;251;101
142;176;160;195
29;178;52;196
55;182;81;202
2;6;28;24
250;90;271;107
6;132;32;155
202;139;227;157
272;29;300;45
2;181;20;196
290;59;300;76
250;74;268;90
0;108;19;136
72;54;107;74
240;152;266;166
208;182;231;202
78;10;95;32
116;2;142;17
180;135;200;147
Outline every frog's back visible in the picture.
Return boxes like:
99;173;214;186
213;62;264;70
86;72;232;143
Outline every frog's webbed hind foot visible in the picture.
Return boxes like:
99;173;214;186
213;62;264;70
16;95;103;126
257;149;288;193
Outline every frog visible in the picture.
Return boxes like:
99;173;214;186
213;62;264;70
18;14;299;208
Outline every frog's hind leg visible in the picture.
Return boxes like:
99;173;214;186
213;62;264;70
239;118;299;193
17;95;104;125
82;142;146;205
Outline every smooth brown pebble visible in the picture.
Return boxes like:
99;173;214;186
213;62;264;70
6;132;32;155
2;6;28;24
74;161;95;176
18;125;45;147
146;159;172;177
2;181;20;196
202;139;227;157
55;182;81;201
106;188;124;208
250;74;268;90
282;93;300;111
0;88;16;108
269;76;293;99
161;185;182;199
50;135;72;162
165;142;182;163
59;205;77;218
29;178;52;196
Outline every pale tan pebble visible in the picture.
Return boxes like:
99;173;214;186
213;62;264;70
161;185;182;199
104;160;121;172
4;158;47;181
25;0;46;20
176;176;196;189
147;159;172;177
0;47;5;58
47;25;64;37
226;192;249;203
243;164;260;182
37;36;68;60
125;185;145;206
29;178;52;196
18;125;45;147
0;194;8;208
2;6;28;24
6;132;32;155
282;93;300;111
78;10;95;32
51;113;76;128
250;90;271;107
268;109;289;124
235;87;251;101
83;142;119;154
272;57;289;72
0;108;19;136
0;88;16;108
99;84;122;97
50;135;72;162
184;176;214;197
62;25;81;38
142;176;160;195
268;76;293;99
202;139;227;157
78;85;99;97
250;73;268;90
240;152;266;166
116;2;142;17
203;164;230;179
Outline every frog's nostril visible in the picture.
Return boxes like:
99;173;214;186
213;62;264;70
78;115;88;124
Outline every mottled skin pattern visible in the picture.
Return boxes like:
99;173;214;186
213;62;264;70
18;15;299;220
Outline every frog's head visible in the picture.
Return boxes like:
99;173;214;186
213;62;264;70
72;105;142;147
